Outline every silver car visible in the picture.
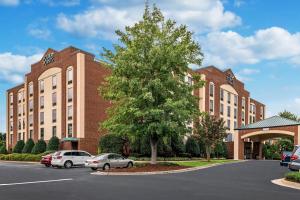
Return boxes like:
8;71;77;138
288;145;300;171
85;153;134;171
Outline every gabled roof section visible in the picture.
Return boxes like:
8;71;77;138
236;116;300;130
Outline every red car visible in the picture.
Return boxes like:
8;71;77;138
40;154;53;167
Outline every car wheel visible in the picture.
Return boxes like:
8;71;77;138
64;161;73;169
127;162;133;168
103;164;110;171
91;167;98;171
45;164;51;168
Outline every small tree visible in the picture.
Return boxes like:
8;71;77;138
13;140;25;153
22;139;35;153
279;110;299;121
185;136;200;157
47;136;60;151
99;4;204;164
31;140;47;154
0;145;7;154
195;113;228;161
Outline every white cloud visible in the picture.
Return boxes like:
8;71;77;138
28;28;51;40
201;27;300;68
0;0;19;6
239;68;260;75
57;0;241;39
234;0;245;7
40;0;80;6
0;52;42;84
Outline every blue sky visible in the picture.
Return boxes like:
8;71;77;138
1;0;300;132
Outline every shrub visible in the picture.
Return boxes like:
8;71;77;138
99;134;123;154
0;145;8;154
47;136;60;151
22;139;35;153
0;153;42;162
13;140;25;153
285;172;300;183
171;135;185;155
31;140;47;154
214;142;228;158
140;136;151;156
185;137;200;157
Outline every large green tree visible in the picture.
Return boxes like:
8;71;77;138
99;4;204;164
279;110;299;121
195;113;228;161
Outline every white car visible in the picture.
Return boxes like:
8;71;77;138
51;150;93;168
85;153;134;171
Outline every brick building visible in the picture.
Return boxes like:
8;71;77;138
6;47;265;156
6;46;110;154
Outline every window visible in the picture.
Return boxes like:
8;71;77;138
227;92;231;104
52;109;57;123
52;75;57;89
52;126;57;137
18;119;21;130
187;76;193;86
18;92;22;102
227;120;231;129
40;96;44;109
10;121;13;131
22;104;25;115
67;88;73;102
40;128;44;139
18;132;21;141
253;116;256;123
209;83;214;97
261;106;264;117
250;104;253;113
40;80;44;93
242;111;245;121
67;68;73;84
22;120;25;129
18;105;22;116
220;89;224;101
220;104;224;115
242;97;245;109
253;105;256;114
234;121;237;129
250;116;253;123
10;135;13;144
29;99;33;112
9;94;13;104
40;112;44;125
29;84;33;96
10;107;13;118
209;100;214;112
234;108;237;119
29;130;33;139
67;123;73;137
227;106;231;117
52;92;57;106
29;114;33;126
234;95;238;106
68;105;73;120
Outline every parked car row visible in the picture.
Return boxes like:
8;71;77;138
40;150;134;171
288;145;300;171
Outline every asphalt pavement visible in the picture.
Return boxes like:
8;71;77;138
0;160;299;200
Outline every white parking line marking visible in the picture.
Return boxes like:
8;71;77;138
0;179;73;187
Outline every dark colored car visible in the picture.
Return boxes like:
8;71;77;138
289;145;300;171
280;151;292;166
40;153;53;167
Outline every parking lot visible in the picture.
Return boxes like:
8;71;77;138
0;160;299;200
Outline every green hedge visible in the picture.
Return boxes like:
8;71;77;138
99;134;124;154
185;137;200;157
31;140;47;154
47;136;60;151
22;139;35;153
285;172;300;183
0;145;7;154
13;140;25;153
0;151;55;162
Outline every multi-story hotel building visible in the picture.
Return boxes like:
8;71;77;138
6;46;110;154
6;47;265;156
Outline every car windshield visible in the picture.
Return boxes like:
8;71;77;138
292;146;299;155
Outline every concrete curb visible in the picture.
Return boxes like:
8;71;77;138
0;160;39;164
91;161;245;176
272;178;300;190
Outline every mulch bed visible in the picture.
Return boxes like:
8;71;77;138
103;164;189;172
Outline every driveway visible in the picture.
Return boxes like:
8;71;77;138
0;160;298;200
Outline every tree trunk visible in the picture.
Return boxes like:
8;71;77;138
150;137;158;165
206;146;211;162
